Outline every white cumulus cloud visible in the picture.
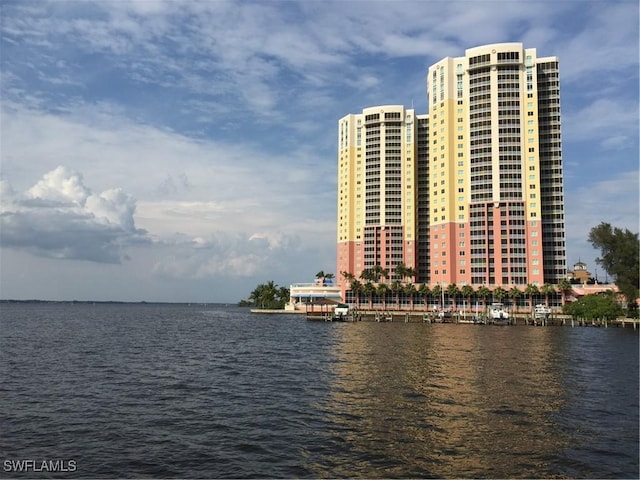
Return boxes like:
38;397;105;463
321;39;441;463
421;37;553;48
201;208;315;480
0;166;147;263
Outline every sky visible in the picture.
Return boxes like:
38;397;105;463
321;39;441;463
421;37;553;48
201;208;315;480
1;0;638;303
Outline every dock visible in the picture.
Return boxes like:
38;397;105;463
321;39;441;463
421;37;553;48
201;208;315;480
305;309;640;328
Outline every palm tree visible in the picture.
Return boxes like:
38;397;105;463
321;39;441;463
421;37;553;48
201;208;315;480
540;283;556;307
432;284;443;309
350;279;363;308
461;285;475;313
340;271;355;284
360;268;375;283
524;284;540;311
394;262;408;283
446;283;460;310
376;283;389;309
277;286;290;306
371;265;385;283
362;282;375;309
369;265;388;283
404;283;417;310
405;266;416;283
508;287;522;314
250;280;280;309
418;283;431;310
493;286;507;305
477;285;491;311
557;279;572;306
390;280;404;309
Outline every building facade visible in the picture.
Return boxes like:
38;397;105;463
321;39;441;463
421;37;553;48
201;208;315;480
336;106;428;284
337;43;566;291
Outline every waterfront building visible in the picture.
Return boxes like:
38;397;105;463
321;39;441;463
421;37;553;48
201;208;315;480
337;43;566;294
566;260;591;284
337;106;428;284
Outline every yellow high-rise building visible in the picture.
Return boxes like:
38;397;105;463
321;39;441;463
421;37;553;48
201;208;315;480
337;43;566;292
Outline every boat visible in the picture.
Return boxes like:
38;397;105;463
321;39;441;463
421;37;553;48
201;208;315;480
333;303;350;321
534;304;551;319
488;303;510;325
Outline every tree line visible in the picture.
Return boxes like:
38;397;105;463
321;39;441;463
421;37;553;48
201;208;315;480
238;281;290;309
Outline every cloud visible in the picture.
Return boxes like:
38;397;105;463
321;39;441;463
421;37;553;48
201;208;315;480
0;166;148;263
564;170;639;266
563;98;639;149
0;0;637;302
151;230;302;279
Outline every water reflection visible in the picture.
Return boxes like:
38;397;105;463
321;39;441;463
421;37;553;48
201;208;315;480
315;324;569;478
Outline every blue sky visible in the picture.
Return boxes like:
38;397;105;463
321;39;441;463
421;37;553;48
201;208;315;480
1;0;638;302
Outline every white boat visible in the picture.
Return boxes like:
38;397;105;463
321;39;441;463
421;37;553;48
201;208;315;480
333;303;350;321
488;303;509;322
534;304;551;319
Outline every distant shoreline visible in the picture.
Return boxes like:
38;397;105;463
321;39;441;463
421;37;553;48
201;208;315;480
0;299;240;306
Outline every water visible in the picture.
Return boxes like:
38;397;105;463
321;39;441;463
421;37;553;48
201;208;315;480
1;303;638;479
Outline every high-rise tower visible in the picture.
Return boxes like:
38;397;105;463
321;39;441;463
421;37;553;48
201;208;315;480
337;43;566;290
427;43;565;287
337;106;428;284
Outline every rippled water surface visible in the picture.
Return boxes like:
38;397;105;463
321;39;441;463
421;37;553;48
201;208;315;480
1;303;638;478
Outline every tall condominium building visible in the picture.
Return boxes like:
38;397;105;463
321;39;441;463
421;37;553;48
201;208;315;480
337;106;428;283
337;42;566;288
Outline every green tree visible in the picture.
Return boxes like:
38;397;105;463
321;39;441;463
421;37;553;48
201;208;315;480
376;283;389;309
461;285;475;313
446;283;460;310
589;222;640;305
432;285;443;308
418;283;431;310
394;262;408;283
524;284;540;311
404;283;417;310
243;281;289;309
360;268;375;283
405;266;416;283
362;282;375;309
540;283;556;307
350;279;363;308
390;280;404;309
563;292;623;321
493;286;507;304
508;287;522;313
371;265;389;283
557;279;572;306
477;285;491;310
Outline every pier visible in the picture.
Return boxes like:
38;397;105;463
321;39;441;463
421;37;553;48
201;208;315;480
305;309;639;328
